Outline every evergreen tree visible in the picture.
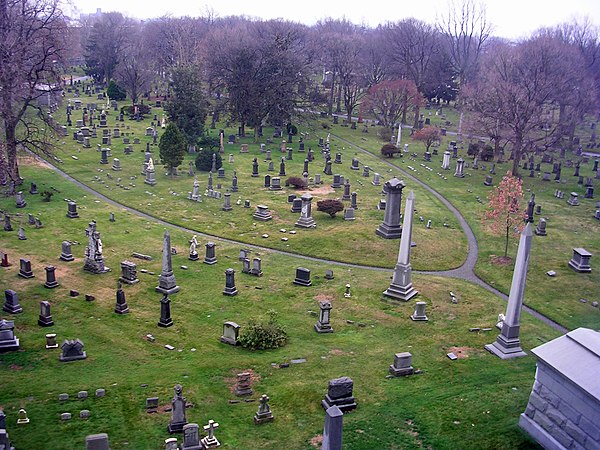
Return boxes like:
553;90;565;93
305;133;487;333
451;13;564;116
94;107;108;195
164;65;208;145
159;123;186;176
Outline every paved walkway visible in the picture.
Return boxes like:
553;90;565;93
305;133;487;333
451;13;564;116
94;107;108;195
36;150;567;334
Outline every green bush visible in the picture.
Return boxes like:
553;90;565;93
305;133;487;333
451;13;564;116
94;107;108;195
238;310;288;350
317;198;344;217
106;80;126;101
287;176;307;189
40;190;53;202
121;104;151;117
198;135;220;150
195;148;222;172
381;143;400;158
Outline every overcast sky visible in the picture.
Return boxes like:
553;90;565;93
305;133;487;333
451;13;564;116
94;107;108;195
69;0;599;40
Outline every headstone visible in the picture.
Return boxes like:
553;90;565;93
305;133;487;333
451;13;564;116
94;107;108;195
223;268;238;296
442;151;451;170
119;260;139;284
200;420;220;449
38;301;54;326
204;241;217;265
156;230;180;294
485;224;533;359
0;319;20;352
484;175;493;186
295;194;316;228
376;178;405;239
167;384;188;433
44;266;59;289
84;221;110;274
46;333;58;349
568;248;592;273
114;282;129;314
383;191;417;301
454;158;465;178
158;294;174;327
315;300;333;333
66;201;79;218
410;301;428;321
254;394;274;424
321;377;357;413
182;423;202;450
18;258;34;278
59;339;86;362
235;372;253;396
293;267;312;286
220;321;240;346
322;405;343;450
389;352;414;377
253;204;273;221
15;191;26;208
344;207;355;221
85;433;110;450
3;289;23;314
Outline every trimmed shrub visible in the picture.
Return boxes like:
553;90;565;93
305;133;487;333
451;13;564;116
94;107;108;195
317;199;344;217
287;176;307;189
381;143;400;158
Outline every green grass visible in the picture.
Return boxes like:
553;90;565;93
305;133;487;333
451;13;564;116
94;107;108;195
331;123;600;331
0;164;555;449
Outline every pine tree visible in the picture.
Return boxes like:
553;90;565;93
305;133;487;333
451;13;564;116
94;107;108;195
159;123;186;176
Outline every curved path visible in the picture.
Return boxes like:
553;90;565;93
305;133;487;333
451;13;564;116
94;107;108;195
35;151;567;334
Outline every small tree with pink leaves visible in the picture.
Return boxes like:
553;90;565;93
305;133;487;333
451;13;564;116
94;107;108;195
483;172;525;258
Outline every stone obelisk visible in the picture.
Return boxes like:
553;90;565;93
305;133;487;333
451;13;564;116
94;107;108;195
383;190;418;302
485;223;533;359
156;230;180;295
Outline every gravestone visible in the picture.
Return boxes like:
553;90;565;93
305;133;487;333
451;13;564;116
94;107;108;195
18;258;34;278
0;319;20;352
376;178;405;239
204;242;217;265
44;266;59;289
85;433;110;450
46;333;58;349
84;221;110;274
119;260;139;284
200;420;220;449
15;191;26;208
220;321;240;346
295;194;316;228
322;405;343;450
3;290;23;314
372;173;381;186
167;384;188;434
223;268;238;296
454;158;465;178
235;372;253;396
410;301;428;321
322;377;357;413
350;158;359;170
534;218;547;236
59;339;86;362
567;192;579;206
182;423;202;450
114;282;129;314
60;241;74;261
146;397;159;413
158;294;174;327
253;204;273;221
315;300;333;333
66;201;79;218
293;267;312;286
254;394;274;424
291;198;302;213
38;301;54;326
568;248;592;273
485;224;533;359
389;352;414;377
156;230;179;294
484;175;493;186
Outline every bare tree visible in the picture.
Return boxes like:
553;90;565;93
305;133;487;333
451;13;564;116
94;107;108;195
0;0;69;184
115;27;155;104
437;0;491;86
360;79;422;128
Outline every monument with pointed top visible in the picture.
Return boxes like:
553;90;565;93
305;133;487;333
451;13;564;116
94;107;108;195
156;230;180;295
485;223;533;359
383;191;418;302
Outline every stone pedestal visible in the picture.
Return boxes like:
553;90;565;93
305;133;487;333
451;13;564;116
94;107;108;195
253;204;273;221
158;294;173;327
295;194;316;228
204;242;217;265
376;178;405;239
410;302;428;321
314;300;333;333
44;266;59;289
223;268;238;296
322;377;357;413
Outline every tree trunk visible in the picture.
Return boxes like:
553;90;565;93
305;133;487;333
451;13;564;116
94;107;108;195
511;134;522;176
336;84;342;113
4;122;21;184
504;224;509;258
413;105;420;129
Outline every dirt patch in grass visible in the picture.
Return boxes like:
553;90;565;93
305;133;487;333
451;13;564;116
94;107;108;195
329;348;350;356
224;368;261;394
309;434;323;447
9;364;23;370
490;255;513;266
314;293;334;302
303;186;335;196
19;155;50;168
447;346;474;359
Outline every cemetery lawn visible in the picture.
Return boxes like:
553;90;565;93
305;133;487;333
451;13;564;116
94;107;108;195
0;163;560;449
44;95;467;272
331;124;600;332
